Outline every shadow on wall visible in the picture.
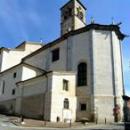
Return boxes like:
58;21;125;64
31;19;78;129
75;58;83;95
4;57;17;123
0;105;8;115
0;105;14;116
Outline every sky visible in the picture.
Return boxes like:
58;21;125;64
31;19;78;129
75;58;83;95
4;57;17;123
0;0;129;95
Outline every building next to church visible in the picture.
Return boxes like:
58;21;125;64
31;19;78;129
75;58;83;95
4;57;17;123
123;95;130;122
0;0;126;123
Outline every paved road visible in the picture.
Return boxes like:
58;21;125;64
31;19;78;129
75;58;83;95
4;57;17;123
0;124;126;130
0;115;128;130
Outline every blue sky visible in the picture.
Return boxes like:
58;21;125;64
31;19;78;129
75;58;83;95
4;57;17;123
0;0;129;95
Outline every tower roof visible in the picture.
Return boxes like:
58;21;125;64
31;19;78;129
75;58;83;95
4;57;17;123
60;0;86;10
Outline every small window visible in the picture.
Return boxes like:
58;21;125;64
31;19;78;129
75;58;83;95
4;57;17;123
78;11;83;20
64;15;68;20
68;8;72;16
2;81;5;94
80;104;86;111
12;89;15;95
77;7;84;21
13;72;17;78
64;11;68;20
52;48;60;62
63;79;69;91
64;98;69;109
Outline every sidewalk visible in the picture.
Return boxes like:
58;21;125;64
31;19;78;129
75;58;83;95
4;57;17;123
8;116;126;129
9;116;86;128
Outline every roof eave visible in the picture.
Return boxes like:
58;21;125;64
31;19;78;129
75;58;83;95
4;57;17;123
22;23;125;61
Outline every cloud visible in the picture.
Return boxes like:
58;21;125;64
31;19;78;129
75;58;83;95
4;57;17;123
0;0;46;44
0;0;28;40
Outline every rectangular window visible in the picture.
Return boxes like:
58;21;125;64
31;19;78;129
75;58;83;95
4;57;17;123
13;72;17;78
12;89;15;95
64;98;69;109
2;81;5;94
80;104;86;111
63;79;69;91
52;48;60;62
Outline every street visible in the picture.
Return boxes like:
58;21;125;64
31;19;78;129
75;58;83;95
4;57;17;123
0;115;128;130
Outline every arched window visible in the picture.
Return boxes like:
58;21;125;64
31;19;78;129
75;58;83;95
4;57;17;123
77;63;87;86
64;98;69;109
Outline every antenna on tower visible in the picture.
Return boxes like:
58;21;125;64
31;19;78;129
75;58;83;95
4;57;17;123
40;38;43;43
91;17;95;24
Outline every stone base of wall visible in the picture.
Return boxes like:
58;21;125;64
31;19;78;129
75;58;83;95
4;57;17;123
20;94;45;119
94;96;115;123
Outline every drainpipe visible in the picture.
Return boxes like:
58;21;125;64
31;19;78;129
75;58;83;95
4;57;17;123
91;30;96;121
20;83;24;122
66;37;69;71
43;72;49;122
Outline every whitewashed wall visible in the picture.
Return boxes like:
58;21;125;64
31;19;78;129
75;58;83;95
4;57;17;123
0;43;42;72
24;40;67;71
16;29;123;122
70;31;92;120
21;66;42;81
23;31;93;121
16;72;77;122
0;65;42;102
0;65;23;102
50;72;77;122
92;30;123;122
111;31;124;120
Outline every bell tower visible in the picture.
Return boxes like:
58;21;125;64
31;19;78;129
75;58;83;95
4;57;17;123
61;0;86;35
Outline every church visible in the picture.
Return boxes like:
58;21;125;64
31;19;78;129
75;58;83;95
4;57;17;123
0;0;125;123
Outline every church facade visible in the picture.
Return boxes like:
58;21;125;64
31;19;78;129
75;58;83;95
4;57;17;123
0;0;125;123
